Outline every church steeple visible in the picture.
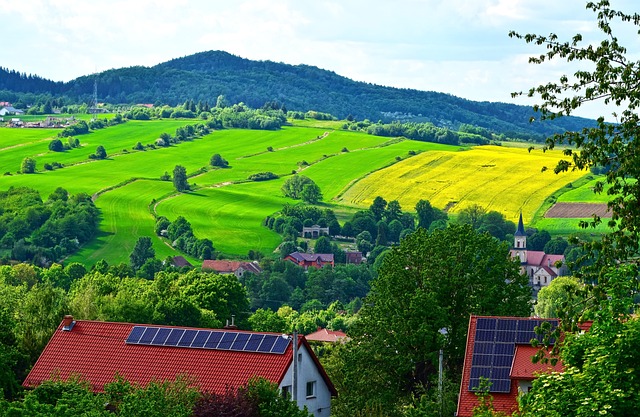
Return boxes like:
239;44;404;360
515;212;526;237
513;212;527;263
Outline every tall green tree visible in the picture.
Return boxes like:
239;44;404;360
173;165;189;192
21;157;36;174
369;196;387;221
130;236;155;271
415;199;436;230
281;175;315;200
329;225;530;416
534;276;584;319
300;182;322;204
95;145;107;159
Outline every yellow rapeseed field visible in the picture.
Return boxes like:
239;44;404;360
337;145;588;223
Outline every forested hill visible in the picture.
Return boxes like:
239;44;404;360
2;50;593;140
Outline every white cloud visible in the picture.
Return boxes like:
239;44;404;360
0;0;635;121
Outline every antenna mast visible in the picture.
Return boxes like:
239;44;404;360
91;76;98;121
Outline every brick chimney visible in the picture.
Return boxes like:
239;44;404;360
62;315;75;331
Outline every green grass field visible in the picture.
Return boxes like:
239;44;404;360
0;118;616;265
66;179;196;266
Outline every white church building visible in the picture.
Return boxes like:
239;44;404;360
510;213;568;297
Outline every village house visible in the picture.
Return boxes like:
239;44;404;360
170;255;193;268
24;316;336;417
305;328;349;343
201;259;262;277
0;106;24;116
456;315;563;416
285;252;334;270
510;213;568;297
345;250;363;264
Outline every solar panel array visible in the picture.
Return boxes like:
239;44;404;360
468;317;558;393
125;326;290;354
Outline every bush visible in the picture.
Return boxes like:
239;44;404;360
49;139;64;152
248;172;279;181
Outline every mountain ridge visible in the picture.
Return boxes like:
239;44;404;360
0;50;592;140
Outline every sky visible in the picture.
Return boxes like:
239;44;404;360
1;0;637;120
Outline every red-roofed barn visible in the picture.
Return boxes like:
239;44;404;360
25;316;336;417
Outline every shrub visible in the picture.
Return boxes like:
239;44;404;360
248;172;279;181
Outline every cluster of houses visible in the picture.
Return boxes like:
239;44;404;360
23;312;579;416
20;213;572;416
0;103;75;128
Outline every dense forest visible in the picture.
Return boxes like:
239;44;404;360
0;50;594;142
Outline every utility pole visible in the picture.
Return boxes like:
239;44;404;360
438;327;448;417
292;330;298;403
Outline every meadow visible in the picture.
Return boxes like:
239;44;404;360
0;118;608;265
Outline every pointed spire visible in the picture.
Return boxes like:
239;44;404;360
515;212;526;236
514;212;527;236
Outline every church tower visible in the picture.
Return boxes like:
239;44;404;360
513;212;527;264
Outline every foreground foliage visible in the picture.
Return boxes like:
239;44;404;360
328;225;531;416
0;375;309;417
509;1;640;415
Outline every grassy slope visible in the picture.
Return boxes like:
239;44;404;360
0;120;615;264
66;179;196;266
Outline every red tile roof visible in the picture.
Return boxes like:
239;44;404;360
24;319;335;396
510;345;562;380
201;260;262;274
202;260;243;273
305;328;349;343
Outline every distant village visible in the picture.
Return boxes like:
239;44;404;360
0;102;76;128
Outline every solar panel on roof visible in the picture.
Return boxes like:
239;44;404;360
497;319;517;331
204;331;223;349
217;332;237;350
140;327;159;344
494;355;513;367
153;327;171;345
271;336;290;354
470;367;490;379
178;329;198;347
124;327;289;354
494;343;515;355
468;317;560;394
231;333;250;351
476;318;497;330
475;330;495;342
126;326;145;344
245;334;264;351
491;379;511;393
165;329;185;346
257;334;277;352
191;330;210;348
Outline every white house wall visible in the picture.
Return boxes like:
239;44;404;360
279;343;332;417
